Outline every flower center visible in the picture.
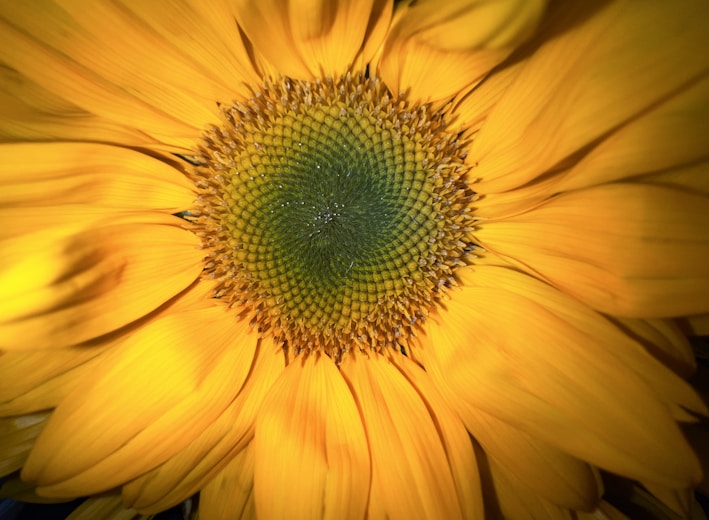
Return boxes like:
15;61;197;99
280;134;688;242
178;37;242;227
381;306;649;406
189;73;473;360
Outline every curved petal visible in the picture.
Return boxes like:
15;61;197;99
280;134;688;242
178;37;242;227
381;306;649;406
121;337;284;513
469;0;709;193
609;317;696;379
22;306;257;497
0;213;204;350
0;1;242;149
65;495;144;520
0;348;106;416
339;351;464;520
253;353;370;520
378;0;545;102
0;67;162;148
476;183;709;318
0;143;194;239
199;445;255;520
389;0;546;52
0;412;48;477
555;73;709;193
421;266;703;488
487;456;577;520
391;352;485;520
463;407;601;511
233;0;392;80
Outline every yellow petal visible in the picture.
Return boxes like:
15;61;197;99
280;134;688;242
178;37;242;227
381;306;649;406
609;317;696;379
0;214;203;349
200;445;255;520
555;74;709;193
462;266;707;421
421;266;702;488
0;67;164;148
23;306;257;497
476;183;709;318
469;1;709;193
449;60;522;137
389;0;546;52
463;407;601;511
233;0;391;79
121;337;285;513
390;352;485;519
0;143;194;239
0;2;222;149
0;412;48;477
379;0;544;102
340;351;464;520
252;353;370;520
487;455;577;520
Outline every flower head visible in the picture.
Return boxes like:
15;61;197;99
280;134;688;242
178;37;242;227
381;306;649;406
1;1;708;519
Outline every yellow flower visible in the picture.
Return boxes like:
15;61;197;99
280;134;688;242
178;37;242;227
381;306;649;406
1;1;708;519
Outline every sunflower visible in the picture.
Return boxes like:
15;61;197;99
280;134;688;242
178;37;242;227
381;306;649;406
1;0;708;519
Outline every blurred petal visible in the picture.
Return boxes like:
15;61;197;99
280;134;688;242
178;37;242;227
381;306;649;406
0;0;243;149
66;495;146;520
122;337;284;513
23;306;257;497
0;214;203;350
0;413;48;477
390;0;546;51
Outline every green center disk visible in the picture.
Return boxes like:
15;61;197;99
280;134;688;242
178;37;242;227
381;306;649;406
224;102;441;330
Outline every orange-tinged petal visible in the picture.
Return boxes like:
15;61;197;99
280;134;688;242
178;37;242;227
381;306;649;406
450;60;522;137
66;495;145;520
487;456;576;520
682;313;709;336
379;0;544;102
200;445;255;520
0;412;48;477
554;74;709;193
391;352;485;520
340;351;463;520
463;407;601;511
469;1;709;193
234;0;391;80
421;267;702;488
23;306;257;497
253;353;369;520
122;337;284;513
609;317;696;379
475;183;709;318
389;0;546;52
0;214;203;349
